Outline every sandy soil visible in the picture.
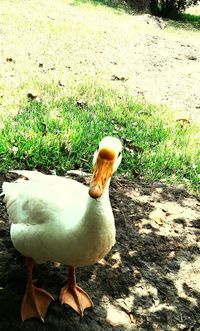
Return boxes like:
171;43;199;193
0;172;199;331
0;0;200;121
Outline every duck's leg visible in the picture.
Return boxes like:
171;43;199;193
59;266;93;316
21;257;54;322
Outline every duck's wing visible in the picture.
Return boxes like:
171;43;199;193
2;171;88;227
8;170;80;185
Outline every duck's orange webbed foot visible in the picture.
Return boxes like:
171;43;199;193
59;266;93;316
21;258;54;322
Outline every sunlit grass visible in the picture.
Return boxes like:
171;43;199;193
0;1;199;192
0;83;199;192
71;0;131;13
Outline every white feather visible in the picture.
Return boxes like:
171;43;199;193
2;137;122;267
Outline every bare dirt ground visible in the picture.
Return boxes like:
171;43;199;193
0;0;200;121
0;172;200;331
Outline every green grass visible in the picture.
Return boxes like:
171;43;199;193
179;12;200;29
166;12;200;30
0;83;199;192
0;1;199;193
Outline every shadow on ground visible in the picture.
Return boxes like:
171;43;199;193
0;173;199;330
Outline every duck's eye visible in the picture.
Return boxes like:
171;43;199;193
118;151;122;158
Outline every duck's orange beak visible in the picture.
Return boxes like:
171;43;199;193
89;148;115;199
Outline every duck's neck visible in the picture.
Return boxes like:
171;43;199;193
83;179;113;225
89;179;111;205
74;179;115;266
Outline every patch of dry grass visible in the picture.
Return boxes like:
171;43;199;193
0;0;200;118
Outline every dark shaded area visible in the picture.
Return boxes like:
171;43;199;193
170;12;200;29
0;172;199;330
150;0;200;19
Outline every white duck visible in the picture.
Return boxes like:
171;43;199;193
2;136;122;322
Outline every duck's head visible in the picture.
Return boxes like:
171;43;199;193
89;136;122;199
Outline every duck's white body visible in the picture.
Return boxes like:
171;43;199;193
2;137;122;320
3;170;115;266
